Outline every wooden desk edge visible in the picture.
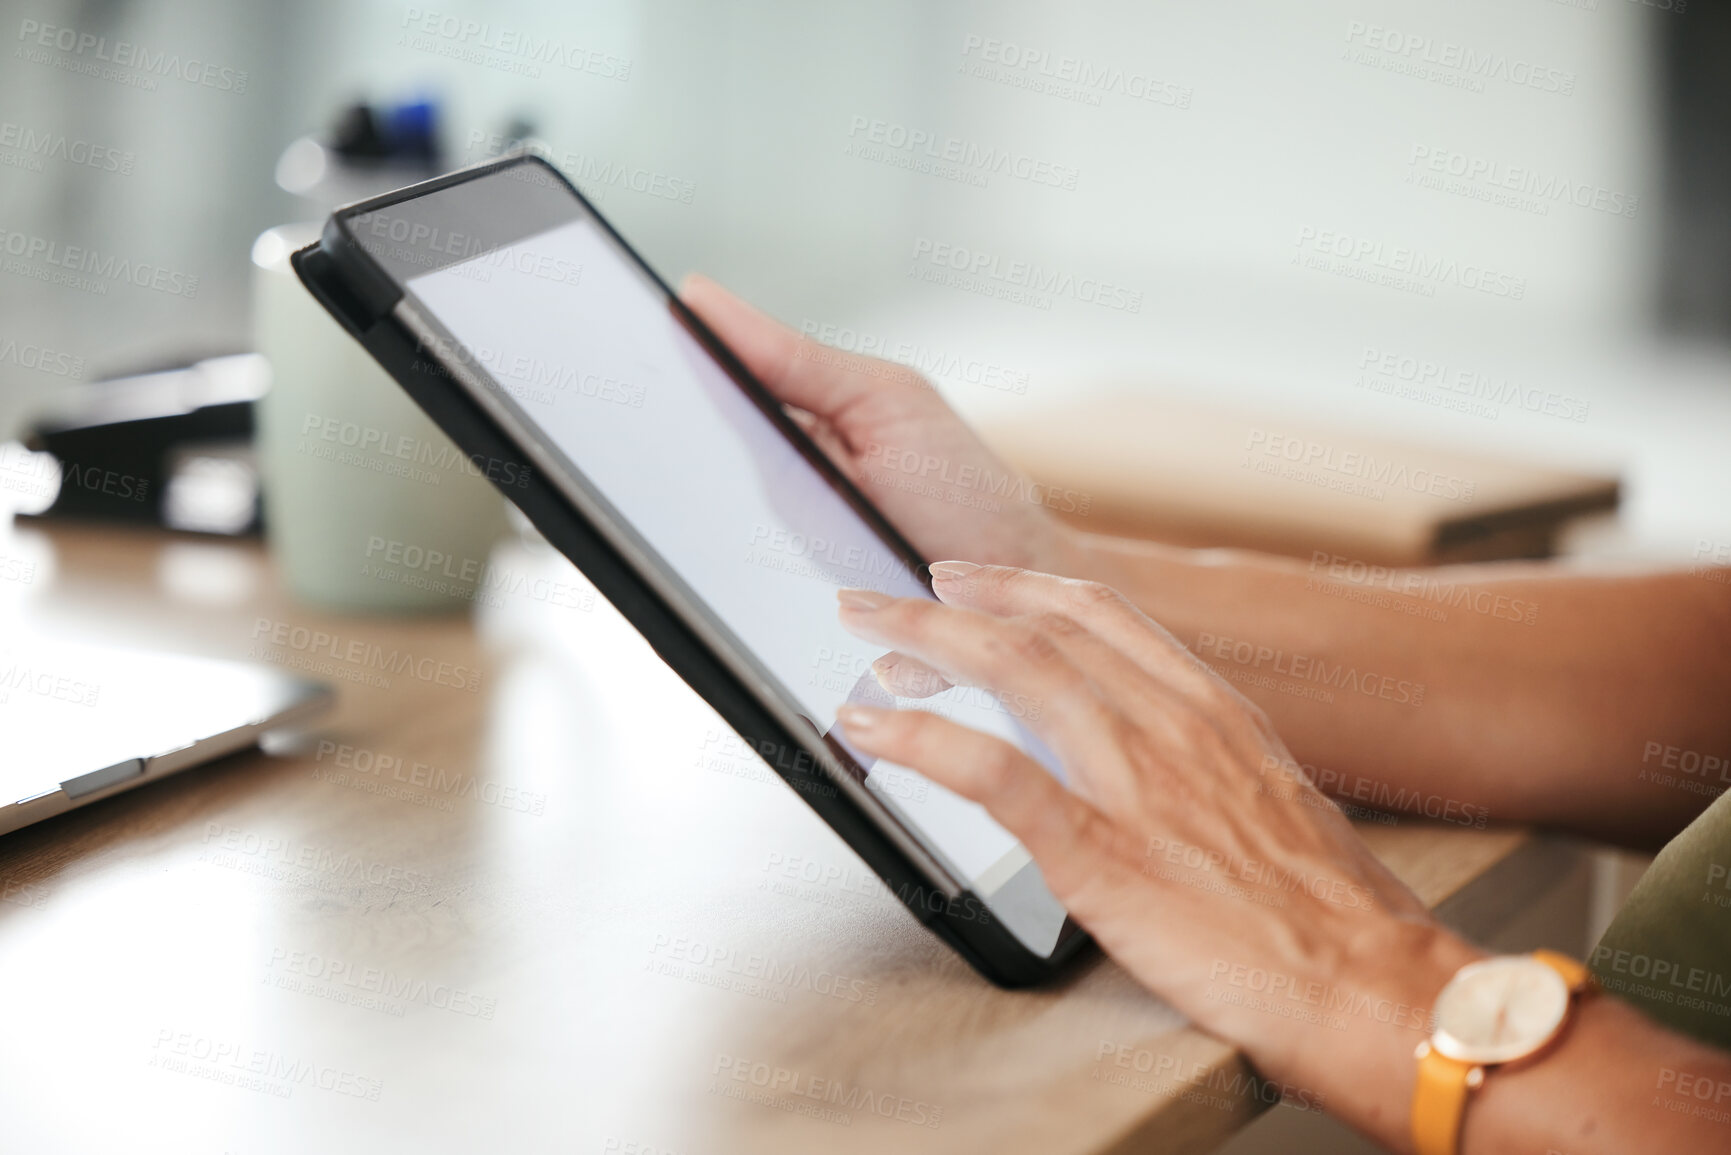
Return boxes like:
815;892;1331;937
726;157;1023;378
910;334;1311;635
1085;825;1552;1155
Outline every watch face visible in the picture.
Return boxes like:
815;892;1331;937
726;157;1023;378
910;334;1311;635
1432;956;1570;1064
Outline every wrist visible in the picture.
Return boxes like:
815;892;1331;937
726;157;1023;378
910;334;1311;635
1251;919;1486;1152
1353;919;1488;1029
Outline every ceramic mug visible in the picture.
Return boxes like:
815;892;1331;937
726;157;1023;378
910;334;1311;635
252;222;507;612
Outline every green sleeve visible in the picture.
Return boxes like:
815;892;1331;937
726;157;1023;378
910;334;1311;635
1589;789;1731;1051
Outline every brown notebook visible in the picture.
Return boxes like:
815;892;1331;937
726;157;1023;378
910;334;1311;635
982;395;1619;565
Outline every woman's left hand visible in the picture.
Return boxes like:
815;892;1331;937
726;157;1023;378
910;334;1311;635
833;562;1485;1146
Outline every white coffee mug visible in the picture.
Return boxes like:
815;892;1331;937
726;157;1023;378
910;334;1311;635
252;222;507;612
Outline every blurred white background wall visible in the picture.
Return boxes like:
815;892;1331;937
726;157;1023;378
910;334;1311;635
3;0;1724;551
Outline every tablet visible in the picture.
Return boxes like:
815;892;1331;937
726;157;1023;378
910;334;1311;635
293;154;1087;985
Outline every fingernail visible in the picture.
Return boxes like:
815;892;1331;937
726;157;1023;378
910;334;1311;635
870;655;898;675
836;704;883;733
837;589;893;611
928;561;981;582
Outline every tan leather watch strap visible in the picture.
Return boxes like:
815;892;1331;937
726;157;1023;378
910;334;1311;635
1412;1042;1476;1155
1411;952;1592;1155
1533;949;1593;992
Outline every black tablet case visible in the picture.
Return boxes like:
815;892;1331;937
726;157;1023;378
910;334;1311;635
290;156;1088;987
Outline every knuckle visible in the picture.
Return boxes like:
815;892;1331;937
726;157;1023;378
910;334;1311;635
1002;624;1065;670
884;597;935;631
895;367;943;397
884;707;933;747
1059;579;1121;612
861;356;925;392
1070;803;1117;855
1113;715;1170;773
1026;611;1084;639
972;741;1025;797
1167;707;1219;752
1192;677;1241;716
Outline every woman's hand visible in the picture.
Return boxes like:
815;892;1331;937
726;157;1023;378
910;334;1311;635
833;562;1486;1149
680;276;1080;575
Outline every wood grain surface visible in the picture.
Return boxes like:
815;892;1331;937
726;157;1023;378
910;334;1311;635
0;522;1552;1155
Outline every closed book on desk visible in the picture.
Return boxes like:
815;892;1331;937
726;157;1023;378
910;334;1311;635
982;395;1619;565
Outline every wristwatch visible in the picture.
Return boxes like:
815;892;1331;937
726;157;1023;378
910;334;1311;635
1411;950;1593;1155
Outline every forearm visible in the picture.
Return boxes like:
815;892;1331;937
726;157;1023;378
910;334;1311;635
845;550;1731;1151
1462;994;1731;1154
1301;926;1731;1153
1062;531;1731;844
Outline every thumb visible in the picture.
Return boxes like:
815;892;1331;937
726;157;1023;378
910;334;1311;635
678;273;918;422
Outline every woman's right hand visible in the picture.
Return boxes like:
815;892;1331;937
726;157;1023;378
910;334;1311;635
680;275;1079;576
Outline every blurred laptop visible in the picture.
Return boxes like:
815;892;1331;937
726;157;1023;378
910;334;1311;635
1;636;331;836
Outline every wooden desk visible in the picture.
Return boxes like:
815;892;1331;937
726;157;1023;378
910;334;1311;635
0;523;1576;1155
